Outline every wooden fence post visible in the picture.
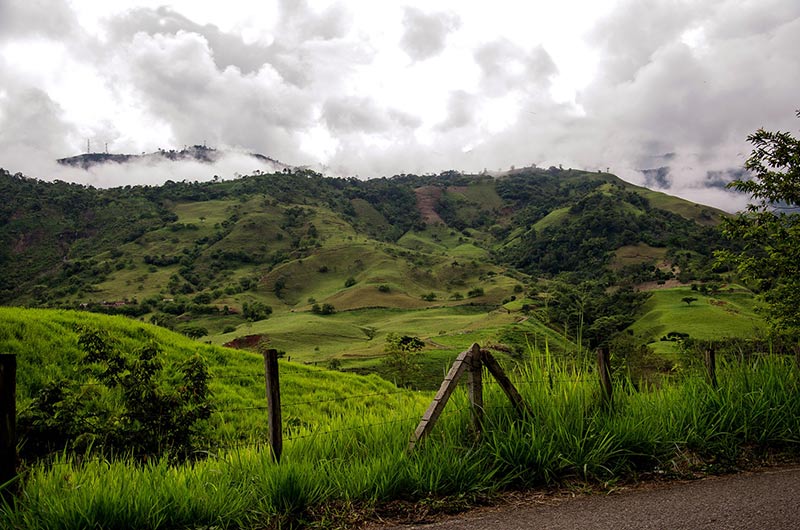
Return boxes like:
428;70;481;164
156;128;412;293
705;346;717;389
597;346;612;406
263;349;282;463
408;344;477;450
0;355;16;500
481;349;533;418
468;346;484;438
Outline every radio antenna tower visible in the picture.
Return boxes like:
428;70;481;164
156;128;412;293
87;139;91;154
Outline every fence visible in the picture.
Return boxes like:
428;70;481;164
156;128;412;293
0;343;722;495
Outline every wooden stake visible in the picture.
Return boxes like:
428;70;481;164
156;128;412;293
0;355;16;500
468;345;484;438
263;349;282;463
409;344;476;450
481;350;533;418
597;346;612;406
705;347;717;389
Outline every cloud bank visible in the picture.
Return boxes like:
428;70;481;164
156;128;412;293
0;0;798;211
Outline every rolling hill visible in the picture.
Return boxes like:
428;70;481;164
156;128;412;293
0;162;752;385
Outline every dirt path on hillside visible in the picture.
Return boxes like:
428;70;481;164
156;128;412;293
369;465;800;530
414;186;444;225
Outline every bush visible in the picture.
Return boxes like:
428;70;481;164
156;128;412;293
17;326;213;461
467;287;485;298
312;303;336;315
344;277;357;288
243;301;272;321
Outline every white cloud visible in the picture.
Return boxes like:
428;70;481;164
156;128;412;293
0;0;798;212
399;7;460;61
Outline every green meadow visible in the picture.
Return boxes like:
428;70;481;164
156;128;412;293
630;287;765;356
2;307;798;529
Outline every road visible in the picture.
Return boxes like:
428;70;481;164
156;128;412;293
374;465;800;530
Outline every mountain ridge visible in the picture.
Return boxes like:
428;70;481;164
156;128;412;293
56;144;290;171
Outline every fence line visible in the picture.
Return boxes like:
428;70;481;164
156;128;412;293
1;341;730;489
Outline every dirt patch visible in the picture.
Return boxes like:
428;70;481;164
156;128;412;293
414;186;445;225
223;334;266;349
637;279;686;291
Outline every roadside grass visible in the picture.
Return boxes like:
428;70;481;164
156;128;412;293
4;338;798;529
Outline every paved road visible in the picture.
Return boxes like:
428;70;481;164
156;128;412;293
376;466;800;530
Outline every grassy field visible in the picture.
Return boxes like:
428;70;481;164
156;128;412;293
3;322;798;529
611;243;669;269
630;287;765;356
0;307;432;442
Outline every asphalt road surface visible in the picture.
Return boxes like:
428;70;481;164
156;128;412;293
377;465;800;530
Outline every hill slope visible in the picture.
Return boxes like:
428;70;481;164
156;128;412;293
0;164;745;383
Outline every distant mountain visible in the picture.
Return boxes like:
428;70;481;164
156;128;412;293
57;144;290;171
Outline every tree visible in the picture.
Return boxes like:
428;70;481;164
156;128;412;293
718;111;800;337
383;333;424;388
681;297;698;306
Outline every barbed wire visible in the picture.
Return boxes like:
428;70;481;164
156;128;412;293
213;389;414;413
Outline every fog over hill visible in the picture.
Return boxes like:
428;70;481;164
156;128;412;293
1;1;797;211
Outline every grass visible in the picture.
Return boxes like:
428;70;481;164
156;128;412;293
630;287;764;354
0;307;431;442
611;243;669;269
533;207;571;232
211;306;545;365
4;336;799;529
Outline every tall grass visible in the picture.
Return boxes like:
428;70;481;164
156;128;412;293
3;347;799;529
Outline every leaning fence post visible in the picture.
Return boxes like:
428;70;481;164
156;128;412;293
704;346;717;389
468;346;484;439
408;344;477;451
0;355;16;500
262;349;282;463
597;346;612;406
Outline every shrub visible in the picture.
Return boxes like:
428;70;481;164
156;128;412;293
17;326;212;461
467;287;485;298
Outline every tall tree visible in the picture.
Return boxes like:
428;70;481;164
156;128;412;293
718;110;800;337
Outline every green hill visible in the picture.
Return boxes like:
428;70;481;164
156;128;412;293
0;307;430;441
628;286;765;358
0;164;749;386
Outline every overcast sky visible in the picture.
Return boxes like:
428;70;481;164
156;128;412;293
1;0;798;211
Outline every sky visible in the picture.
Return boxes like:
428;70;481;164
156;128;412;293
0;0;799;211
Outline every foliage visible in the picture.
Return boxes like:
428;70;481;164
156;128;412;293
17;325;213;460
545;279;650;349
311;303;336;315
4;348;800;529
242;301;272;322
382;333;424;387
681;297;698;306
718;111;800;339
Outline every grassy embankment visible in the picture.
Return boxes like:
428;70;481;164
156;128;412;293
2;308;798;529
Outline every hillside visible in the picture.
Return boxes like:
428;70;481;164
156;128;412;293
0;307;430;441
0;164;745;385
